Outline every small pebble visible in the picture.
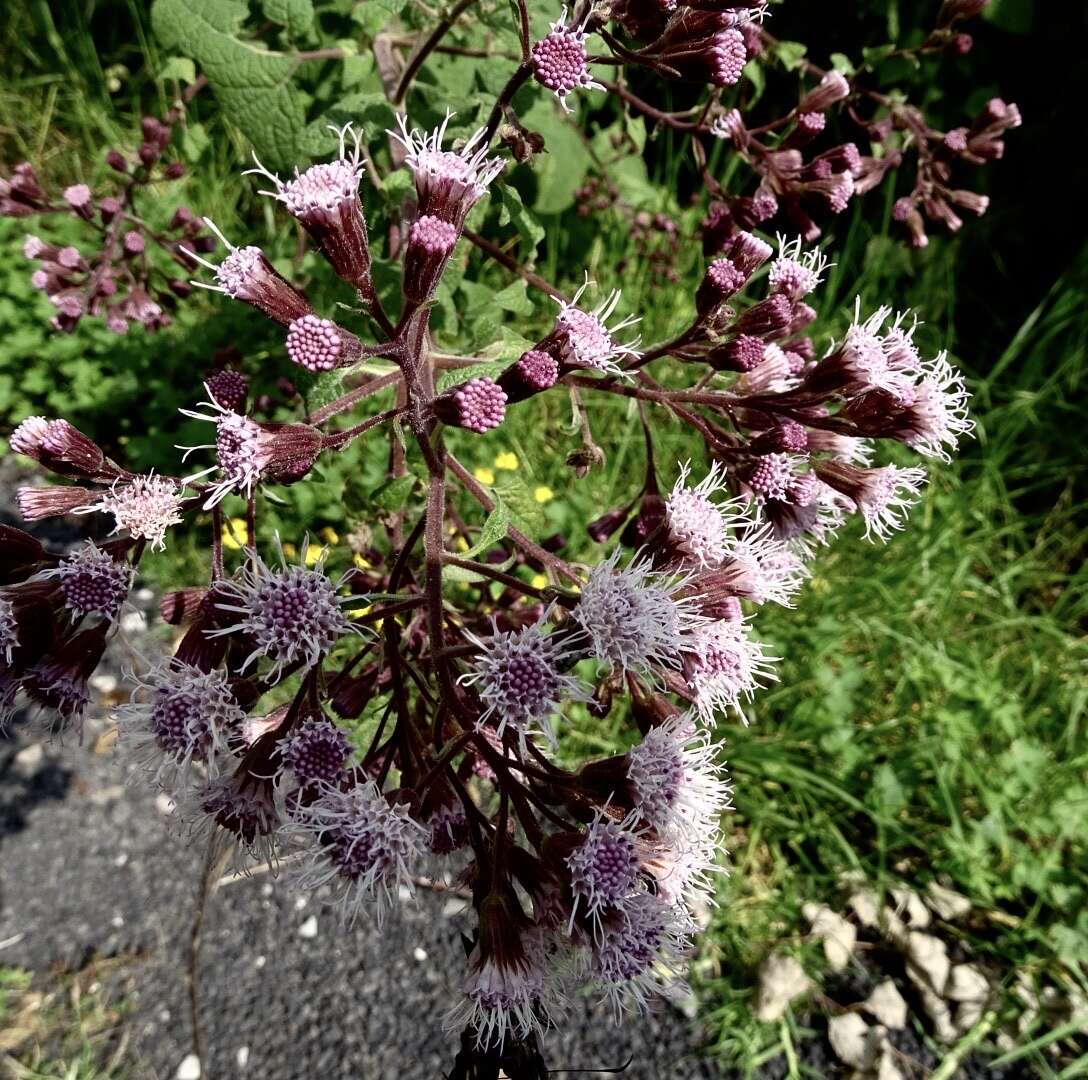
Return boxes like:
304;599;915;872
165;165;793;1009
176;1053;201;1080
298;915;318;939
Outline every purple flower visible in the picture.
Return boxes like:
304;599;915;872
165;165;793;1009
40;541;130;622
285;314;362;373
209;538;359;678
547;277;641;373
767;235;831;300
280;717;352;784
85;475;185;551
434;377;507;434
462;614;589;746
389;112;503;230
815;461;928;541
567;812;644;930
290;780;428;925
530;8;604;113
664;462;753;570
683;617;778;720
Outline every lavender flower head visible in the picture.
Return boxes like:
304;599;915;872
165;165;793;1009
551;277;642;373
116;660;244;785
462;615;589;746
572;550;699;679
767;235;831;300
684;617;778;720
41;541;130;622
566;811;644;931
86;474;184;551
291;780;429;926
530;7;604;113
589;893;693;1018
279;717;352;784
664;461;754;569
627;714;733;839
209;538;359;679
389;112;504;229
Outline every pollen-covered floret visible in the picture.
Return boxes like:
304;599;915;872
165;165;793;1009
209;539;358;679
531;8;604;112
462;616;588;746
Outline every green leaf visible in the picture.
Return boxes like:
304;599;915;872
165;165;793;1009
371;473;418;509
152;0;307;168
436;361;509;394
181;121;211;162
829;52;856;76
261;0;314;37
460;500;510;558
861;44;896;68
159;55;197;82
496;183;545;260
491;279;534;317
302;368;345;411
772;40;808;72
519;99;592;214
494;473;546;538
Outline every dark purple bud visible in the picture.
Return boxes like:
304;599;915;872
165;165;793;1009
701;200;734;256
727;231;773;277
750;420;809;453
206;369;249;413
16;485;93;521
734;294;793;340
696;257;746;315
106;150;128;173
99;196;122;223
138;143;160;168
587;506;631;543
170;206;196;231
707;333;765;372
403;215;459;304
498;349;559;404
122;230;146;256
164;161;186;180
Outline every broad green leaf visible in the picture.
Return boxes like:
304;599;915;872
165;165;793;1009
829;52;856;75
152;0;307;168
491;279;534;317
494;473;546;537
371;473;418;509
520;99;592;214
436;360;509;394
261;0;314;37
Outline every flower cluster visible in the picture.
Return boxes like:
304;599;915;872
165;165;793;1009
0;1;997;1063
1;112;210;333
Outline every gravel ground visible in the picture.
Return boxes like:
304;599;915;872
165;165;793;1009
0;719;727;1080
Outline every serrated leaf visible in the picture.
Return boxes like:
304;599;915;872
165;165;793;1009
497;183;544;259
494;474;546;538
461;500;510;558
261;0;314;37
436;361;509;393
302;369;345;411
152;0;307;168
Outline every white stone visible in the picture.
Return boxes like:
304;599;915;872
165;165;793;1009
87;784;125;805
912;981;956;1043
413;947;428;962
890;886;931;928
89;673;119;694
236;1046;250;1069
946;964;989;1004
827;1013;872;1068
293;895;308;910
906;931;950;994
441;897;469;918
955;998;986;1035
926;882;971;921
176;1054;201;1080
298;915;318;939
120;610;147;633
397;884;413;902
154;793;176;816
848;889;881;928
802;903;857;970
863;980;908;1029
13;743;44;779
254;955;266;969
754;954;813;1022
875;1047;905;1080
